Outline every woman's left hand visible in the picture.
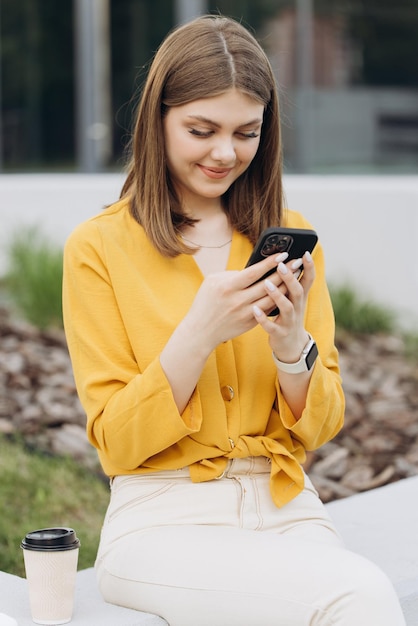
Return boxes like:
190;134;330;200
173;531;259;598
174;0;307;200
253;251;315;363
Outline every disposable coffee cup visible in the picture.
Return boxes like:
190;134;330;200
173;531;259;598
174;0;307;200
21;527;80;625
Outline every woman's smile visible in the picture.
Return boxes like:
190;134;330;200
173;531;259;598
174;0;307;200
197;165;234;179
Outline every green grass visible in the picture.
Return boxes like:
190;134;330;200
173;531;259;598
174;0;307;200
330;284;395;335
0;435;109;577
4;227;63;329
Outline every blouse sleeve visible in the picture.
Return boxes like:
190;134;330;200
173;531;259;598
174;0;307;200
63;223;203;471
276;235;345;450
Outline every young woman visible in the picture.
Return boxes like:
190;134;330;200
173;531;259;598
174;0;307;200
63;14;405;626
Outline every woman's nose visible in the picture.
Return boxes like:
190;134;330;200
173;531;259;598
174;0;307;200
211;136;236;163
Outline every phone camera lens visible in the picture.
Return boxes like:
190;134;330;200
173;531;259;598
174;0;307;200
262;234;291;256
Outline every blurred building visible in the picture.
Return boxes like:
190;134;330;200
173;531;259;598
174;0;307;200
263;5;418;172
0;0;417;173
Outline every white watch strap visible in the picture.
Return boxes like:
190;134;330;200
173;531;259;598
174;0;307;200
272;334;318;374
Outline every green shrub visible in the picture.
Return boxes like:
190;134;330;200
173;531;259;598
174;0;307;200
402;331;418;363
330;284;395;335
5;227;63;329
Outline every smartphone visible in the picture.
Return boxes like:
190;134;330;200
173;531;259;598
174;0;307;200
245;227;318;315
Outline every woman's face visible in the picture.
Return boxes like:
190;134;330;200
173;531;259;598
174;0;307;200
163;88;264;212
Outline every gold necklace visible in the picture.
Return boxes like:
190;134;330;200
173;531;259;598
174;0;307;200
181;235;232;249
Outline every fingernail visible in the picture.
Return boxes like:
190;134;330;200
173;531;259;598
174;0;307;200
274;252;289;263
291;258;303;270
278;262;288;275
265;278;276;292
253;305;263;317
305;251;312;262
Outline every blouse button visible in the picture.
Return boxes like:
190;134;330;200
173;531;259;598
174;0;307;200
221;385;235;401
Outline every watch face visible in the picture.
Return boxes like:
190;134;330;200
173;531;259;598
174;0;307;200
306;342;319;370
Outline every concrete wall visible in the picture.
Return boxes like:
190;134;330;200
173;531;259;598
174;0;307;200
1;173;417;328
285;175;418;328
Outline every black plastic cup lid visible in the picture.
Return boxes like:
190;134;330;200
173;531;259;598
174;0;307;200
21;527;80;552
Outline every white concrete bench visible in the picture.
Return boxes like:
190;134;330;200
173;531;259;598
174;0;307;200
326;475;418;625
0;567;167;625
1;475;417;625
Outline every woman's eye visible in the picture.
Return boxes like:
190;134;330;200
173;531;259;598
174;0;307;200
188;128;259;139
238;131;259;139
189;128;212;137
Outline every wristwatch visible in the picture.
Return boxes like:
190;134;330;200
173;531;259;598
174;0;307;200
272;334;318;374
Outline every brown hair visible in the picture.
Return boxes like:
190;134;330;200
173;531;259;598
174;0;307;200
121;14;283;257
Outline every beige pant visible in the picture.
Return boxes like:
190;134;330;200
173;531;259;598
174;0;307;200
96;457;405;626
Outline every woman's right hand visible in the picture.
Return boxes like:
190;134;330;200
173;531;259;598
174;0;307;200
160;251;290;413
181;251;290;352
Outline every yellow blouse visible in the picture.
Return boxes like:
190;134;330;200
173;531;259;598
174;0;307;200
63;198;344;507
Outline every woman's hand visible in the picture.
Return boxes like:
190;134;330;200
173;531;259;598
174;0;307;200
160;250;307;414
253;251;315;359
251;251;316;419
181;251;291;353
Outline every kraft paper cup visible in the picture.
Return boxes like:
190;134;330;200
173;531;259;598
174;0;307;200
21;527;80;625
